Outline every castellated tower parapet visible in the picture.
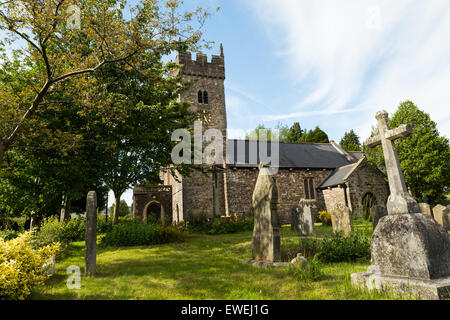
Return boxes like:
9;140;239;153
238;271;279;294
175;51;225;80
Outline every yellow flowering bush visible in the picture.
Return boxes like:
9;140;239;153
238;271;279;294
318;211;332;226
0;232;60;300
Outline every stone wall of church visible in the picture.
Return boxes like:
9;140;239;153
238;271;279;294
346;159;389;218
226;168;333;225
182;169;226;219
161;170;184;223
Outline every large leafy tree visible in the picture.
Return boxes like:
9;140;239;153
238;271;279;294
301;126;329;143
365;101;450;204
0;0;212;223
340;129;361;151
246;124;282;141
110;200;130;218
0;0;209;165
96;51;199;224
286;122;303;143
246;123;330;144
0;80;113;224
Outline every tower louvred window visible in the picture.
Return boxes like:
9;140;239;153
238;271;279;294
198;90;203;103
203;91;209;104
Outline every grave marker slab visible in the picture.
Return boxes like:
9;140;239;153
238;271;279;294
330;204;352;237
419;203;433;217
433;205;450;231
251;164;281;263
85;191;97;277
292;199;315;236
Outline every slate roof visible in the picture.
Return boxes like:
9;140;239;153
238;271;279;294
349;151;365;160
226;140;354;169
316;163;357;189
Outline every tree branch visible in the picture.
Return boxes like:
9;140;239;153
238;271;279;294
52;50;140;83
0;11;43;55
5;80;52;146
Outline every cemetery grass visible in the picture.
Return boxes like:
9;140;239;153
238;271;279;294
32;221;413;300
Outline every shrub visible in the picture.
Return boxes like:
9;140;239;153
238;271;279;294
102;222;189;247
33;217;67;249
0;230;19;241
207;216;254;235
62;218;85;242
318;211;332;226
184;212;212;232
97;215;113;234
282;232;371;264
0;232;59;300
157;226;189;244
318;232;371;263
33;215;114;249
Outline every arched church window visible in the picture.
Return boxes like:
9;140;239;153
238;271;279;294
203;91;209;104
198;90;203;103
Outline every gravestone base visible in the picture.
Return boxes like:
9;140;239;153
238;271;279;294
351;271;450;300
351;212;450;300
243;260;289;269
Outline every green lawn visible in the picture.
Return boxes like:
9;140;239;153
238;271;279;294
31;221;411;300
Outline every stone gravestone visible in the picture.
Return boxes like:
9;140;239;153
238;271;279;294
251;164;281;263
85;191;97;277
433;205;450;231
418;202;433;217
290;207;298;231
292;199;315;236
330;204;352;237
373;204;388;230
351;110;450;300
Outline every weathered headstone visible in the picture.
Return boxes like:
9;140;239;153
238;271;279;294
330;204;353;237
351;110;450;300
292;199;315;236
251;164;281;263
373;204;388;230
290;207;298;231
85;191;97;277
433;205;450;231
419;202;433;217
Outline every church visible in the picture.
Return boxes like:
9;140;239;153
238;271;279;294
131;46;389;225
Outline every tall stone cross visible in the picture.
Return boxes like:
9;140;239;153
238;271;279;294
364;110;420;215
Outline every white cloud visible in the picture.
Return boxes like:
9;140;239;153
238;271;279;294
247;0;450;139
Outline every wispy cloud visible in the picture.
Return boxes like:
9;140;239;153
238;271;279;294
246;0;450;140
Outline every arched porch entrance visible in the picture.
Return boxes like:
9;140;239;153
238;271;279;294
143;200;167;225
132;185;172;225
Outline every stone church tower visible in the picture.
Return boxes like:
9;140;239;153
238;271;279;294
161;46;228;222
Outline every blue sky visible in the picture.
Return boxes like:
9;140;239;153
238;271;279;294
189;0;450;142
115;0;450;207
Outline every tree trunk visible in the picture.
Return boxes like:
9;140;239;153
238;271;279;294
113;192;121;225
29;211;35;231
5;209;10;230
60;195;70;223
